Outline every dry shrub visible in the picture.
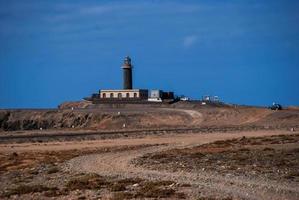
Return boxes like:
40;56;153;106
66;173;106;190
116;177;142;185
135;181;176;198
110;183;127;192
113;192;134;200
47;166;59;174
4;184;58;197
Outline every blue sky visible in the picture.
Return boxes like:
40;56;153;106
0;0;298;108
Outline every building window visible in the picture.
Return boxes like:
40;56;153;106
126;93;130;98
118;93;122;98
110;93;114;98
134;93;137;98
103;93;106;98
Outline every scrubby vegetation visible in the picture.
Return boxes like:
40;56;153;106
135;134;299;182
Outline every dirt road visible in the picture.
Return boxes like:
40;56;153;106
58;130;299;200
162;108;204;125
0;130;289;152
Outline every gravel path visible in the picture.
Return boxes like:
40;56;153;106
162;108;204;125
64;131;299;200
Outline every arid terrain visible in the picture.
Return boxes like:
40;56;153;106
0;102;299;199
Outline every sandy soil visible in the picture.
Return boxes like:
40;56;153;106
0;130;290;153
0;130;298;199
1;104;298;199
0;131;299;199
62;130;299;200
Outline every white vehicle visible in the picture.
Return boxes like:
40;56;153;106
148;97;163;102
180;96;190;101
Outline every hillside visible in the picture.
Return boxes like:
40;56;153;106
1;102;298;132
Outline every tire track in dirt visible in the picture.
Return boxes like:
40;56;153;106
65;131;299;200
162;108;203;126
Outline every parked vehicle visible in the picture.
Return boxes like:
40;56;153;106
180;96;190;101
148;98;163;102
269;103;282;110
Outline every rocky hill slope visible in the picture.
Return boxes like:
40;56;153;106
0;102;298;132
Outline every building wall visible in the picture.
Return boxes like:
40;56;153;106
149;90;174;100
149;90;162;98
100;90;148;99
139;90;148;99
162;92;174;99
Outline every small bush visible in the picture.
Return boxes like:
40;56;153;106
47;166;59;174
5;184;58;197
263;147;275;151
136;181;175;198
66;173;106;190
116;178;142;185
113;192;134;200
110;183;126;192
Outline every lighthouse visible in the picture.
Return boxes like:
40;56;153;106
89;56;174;103
122;56;133;90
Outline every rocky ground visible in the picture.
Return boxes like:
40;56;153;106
1;145;188;200
1;102;299;132
0;130;298;199
0;104;299;199
135;134;299;182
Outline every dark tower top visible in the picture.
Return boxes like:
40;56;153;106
121;56;133;89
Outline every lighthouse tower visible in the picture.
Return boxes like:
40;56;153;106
122;56;133;90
